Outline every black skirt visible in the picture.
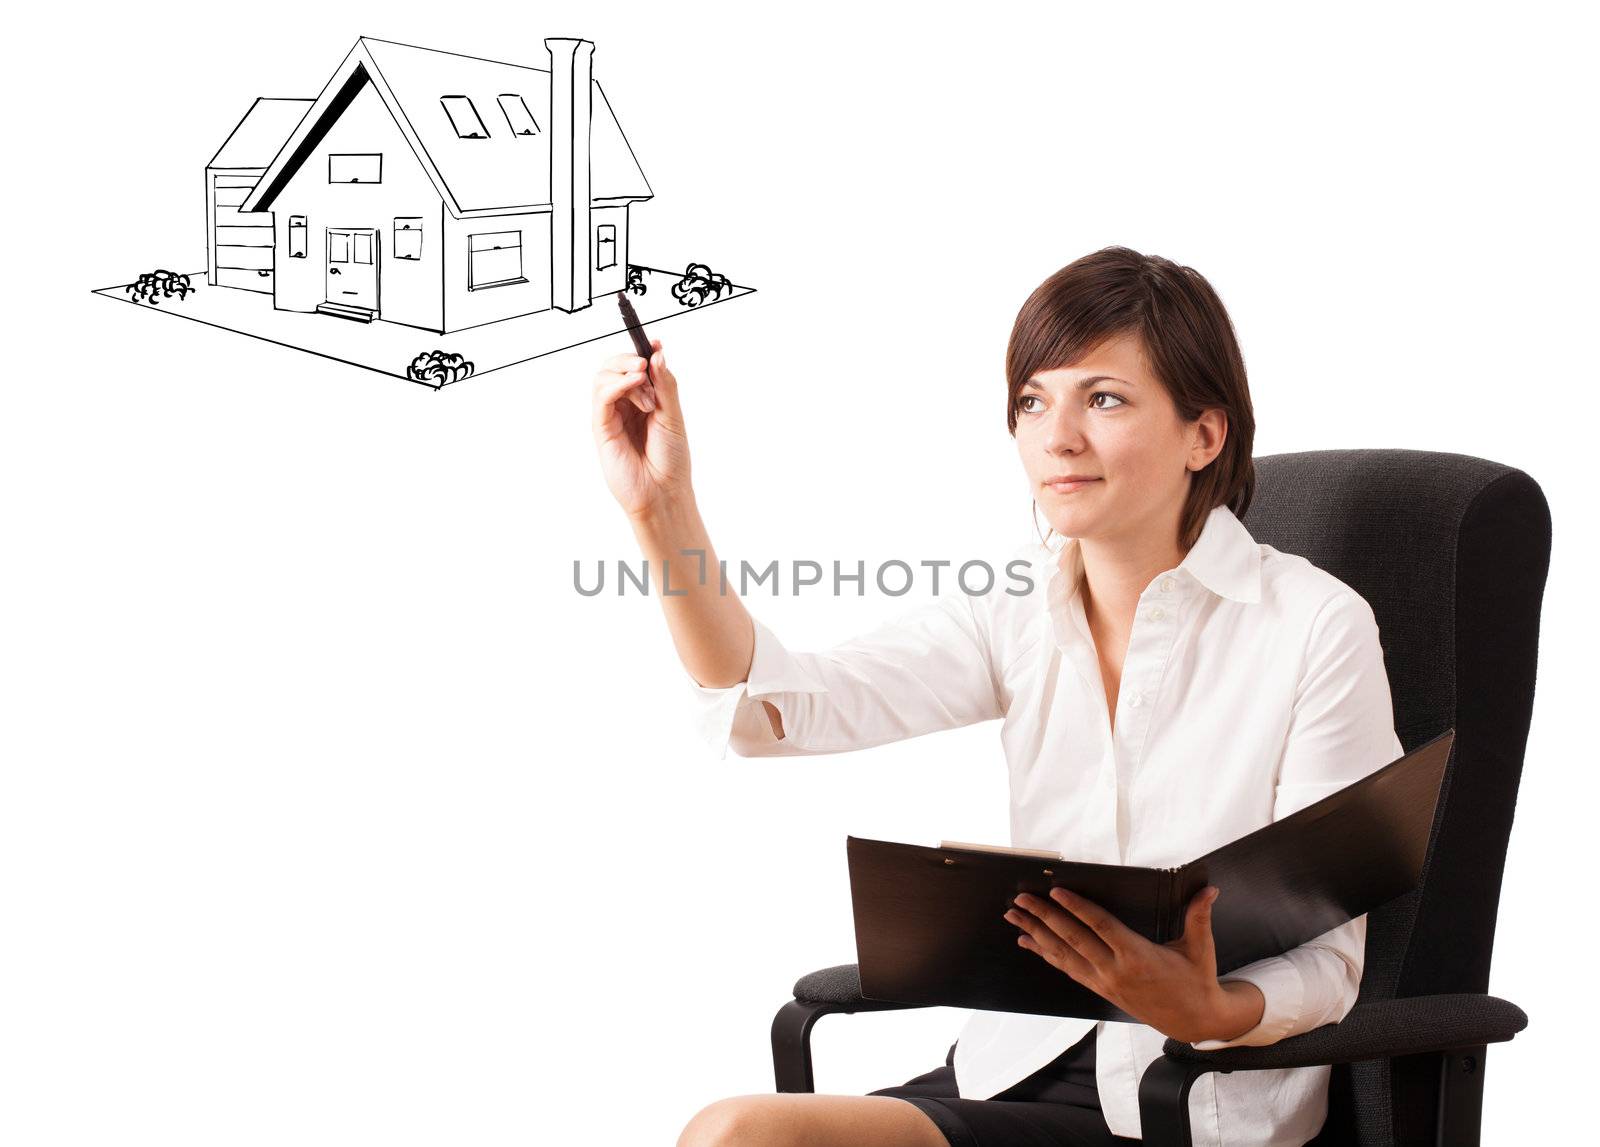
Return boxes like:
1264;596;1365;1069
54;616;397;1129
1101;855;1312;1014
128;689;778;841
866;1028;1140;1147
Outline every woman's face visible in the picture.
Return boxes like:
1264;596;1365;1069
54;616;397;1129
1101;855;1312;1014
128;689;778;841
1014;331;1221;548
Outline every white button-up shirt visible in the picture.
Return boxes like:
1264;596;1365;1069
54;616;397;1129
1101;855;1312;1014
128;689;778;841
686;504;1404;1147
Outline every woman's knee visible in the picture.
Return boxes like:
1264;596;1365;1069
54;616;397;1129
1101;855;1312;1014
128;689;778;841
676;1095;790;1147
676;1093;946;1147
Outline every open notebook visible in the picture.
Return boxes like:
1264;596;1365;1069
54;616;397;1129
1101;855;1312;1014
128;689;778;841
846;727;1455;1020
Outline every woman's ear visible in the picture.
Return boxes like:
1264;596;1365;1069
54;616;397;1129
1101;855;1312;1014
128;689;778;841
1189;409;1228;470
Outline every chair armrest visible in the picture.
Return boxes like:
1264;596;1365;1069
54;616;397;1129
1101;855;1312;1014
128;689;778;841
791;963;927;1013
789;973;1528;1057
1157;993;1527;1071
773;964;926;1092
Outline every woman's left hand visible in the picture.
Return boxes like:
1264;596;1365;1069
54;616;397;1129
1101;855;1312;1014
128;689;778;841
1004;885;1259;1044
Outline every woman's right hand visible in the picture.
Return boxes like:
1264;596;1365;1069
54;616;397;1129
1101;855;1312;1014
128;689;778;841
591;338;692;522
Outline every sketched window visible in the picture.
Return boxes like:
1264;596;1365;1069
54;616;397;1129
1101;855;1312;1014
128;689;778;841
328;232;350;262
394;217;423;261
441;96;490;139
498;94;540;137
595;224;616;270
353;232;374;264
468;231;524;290
289;216;308;258
329;154;381;183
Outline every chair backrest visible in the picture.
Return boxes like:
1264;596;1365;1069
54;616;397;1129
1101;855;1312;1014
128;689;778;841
1241;449;1550;1146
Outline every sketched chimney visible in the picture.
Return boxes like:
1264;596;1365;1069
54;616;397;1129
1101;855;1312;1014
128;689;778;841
547;37;594;312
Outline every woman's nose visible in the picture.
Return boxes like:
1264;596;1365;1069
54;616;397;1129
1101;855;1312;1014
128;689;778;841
1044;408;1086;453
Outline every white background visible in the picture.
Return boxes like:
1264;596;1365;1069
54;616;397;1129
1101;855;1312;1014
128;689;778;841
4;1;1595;1142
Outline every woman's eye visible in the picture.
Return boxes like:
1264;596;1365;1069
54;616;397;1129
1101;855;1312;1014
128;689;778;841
1020;392;1124;413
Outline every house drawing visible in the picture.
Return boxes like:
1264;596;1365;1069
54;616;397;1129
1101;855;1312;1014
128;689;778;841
204;35;653;334
94;32;750;388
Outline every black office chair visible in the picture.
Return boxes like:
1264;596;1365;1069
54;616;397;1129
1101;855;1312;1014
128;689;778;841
770;449;1548;1146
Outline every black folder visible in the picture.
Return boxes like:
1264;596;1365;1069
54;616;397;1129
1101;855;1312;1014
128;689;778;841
846;727;1455;1020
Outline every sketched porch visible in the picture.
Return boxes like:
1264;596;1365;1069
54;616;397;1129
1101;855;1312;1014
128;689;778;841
91;265;752;388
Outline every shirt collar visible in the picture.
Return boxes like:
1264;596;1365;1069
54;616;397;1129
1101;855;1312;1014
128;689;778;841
1044;503;1263;612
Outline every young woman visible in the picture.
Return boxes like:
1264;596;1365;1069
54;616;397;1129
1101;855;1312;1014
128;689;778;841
591;247;1403;1147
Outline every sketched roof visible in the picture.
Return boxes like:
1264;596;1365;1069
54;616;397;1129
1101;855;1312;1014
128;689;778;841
209;99;316;169
239;36;653;218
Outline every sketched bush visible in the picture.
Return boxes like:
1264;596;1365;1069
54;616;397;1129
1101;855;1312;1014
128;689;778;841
625;265;646;296
126;269;194;305
407;350;476;387
671;262;733;308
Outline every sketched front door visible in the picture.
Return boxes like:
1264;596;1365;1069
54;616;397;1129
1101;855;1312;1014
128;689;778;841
326;228;379;310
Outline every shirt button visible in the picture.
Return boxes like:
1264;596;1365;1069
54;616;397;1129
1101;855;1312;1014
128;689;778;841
1127;692;1143;708
1149;607;1166;621
1160;577;1176;593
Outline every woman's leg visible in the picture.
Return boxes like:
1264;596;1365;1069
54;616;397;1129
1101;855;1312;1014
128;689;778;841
676;1093;950;1147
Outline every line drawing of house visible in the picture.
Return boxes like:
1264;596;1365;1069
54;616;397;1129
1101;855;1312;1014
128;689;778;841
93;34;752;388
217;34;652;331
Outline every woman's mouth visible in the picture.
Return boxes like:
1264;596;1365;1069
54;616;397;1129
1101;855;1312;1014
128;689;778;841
1045;478;1100;494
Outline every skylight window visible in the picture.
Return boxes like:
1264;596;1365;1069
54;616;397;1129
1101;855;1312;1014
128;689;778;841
440;95;490;139
497;94;540;137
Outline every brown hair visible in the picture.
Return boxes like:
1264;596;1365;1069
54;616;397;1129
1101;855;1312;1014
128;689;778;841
1006;246;1256;552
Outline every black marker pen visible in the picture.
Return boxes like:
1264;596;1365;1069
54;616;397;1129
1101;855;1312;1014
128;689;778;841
616;290;654;363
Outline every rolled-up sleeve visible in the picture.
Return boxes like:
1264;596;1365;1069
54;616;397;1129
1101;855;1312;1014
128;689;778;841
1191;590;1405;1050
685;591;1003;760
